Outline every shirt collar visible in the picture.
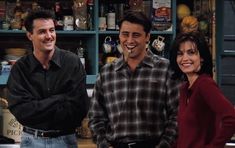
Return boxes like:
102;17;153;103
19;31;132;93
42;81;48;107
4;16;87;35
186;74;210;91
29;47;61;73
114;49;155;71
51;47;61;67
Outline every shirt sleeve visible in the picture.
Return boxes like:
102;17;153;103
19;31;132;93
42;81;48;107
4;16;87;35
199;78;235;147
7;58;89;129
158;68;180;147
88;74;110;148
50;62;89;129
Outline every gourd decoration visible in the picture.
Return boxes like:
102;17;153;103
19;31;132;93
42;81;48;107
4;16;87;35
177;4;191;20
180;15;199;33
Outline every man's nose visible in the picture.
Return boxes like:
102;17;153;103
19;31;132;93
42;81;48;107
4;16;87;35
126;36;134;43
45;31;52;38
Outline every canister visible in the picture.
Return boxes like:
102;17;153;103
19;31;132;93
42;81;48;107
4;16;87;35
63;16;74;31
2;109;22;142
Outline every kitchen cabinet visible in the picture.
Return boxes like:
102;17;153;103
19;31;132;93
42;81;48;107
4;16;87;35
216;0;235;104
0;0;98;85
0;30;98;84
0;0;177;85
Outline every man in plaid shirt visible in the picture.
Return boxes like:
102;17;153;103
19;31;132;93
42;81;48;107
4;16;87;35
89;11;179;148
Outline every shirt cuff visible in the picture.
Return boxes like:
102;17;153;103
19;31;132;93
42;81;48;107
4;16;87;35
157;140;171;148
98;139;110;148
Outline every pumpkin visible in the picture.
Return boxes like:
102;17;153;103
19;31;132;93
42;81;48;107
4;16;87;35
180;16;199;33
177;4;191;20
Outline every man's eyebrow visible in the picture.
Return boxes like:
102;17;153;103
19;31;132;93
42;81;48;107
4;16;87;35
121;31;129;33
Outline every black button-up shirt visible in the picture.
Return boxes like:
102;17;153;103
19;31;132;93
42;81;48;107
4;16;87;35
7;47;89;131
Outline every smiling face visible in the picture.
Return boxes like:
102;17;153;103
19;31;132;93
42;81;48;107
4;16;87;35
27;18;56;54
176;41;203;77
119;21;150;62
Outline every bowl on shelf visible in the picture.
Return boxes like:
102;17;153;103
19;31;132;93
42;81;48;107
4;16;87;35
5;48;27;57
10;19;22;30
4;55;22;62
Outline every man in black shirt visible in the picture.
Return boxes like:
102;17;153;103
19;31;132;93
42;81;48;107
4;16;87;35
7;9;89;148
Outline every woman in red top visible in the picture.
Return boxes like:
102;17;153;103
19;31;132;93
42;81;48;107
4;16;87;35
170;32;235;148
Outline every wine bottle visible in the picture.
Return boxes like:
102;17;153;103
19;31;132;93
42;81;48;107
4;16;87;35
87;0;94;30
99;3;106;31
54;1;63;30
12;0;23;30
107;3;116;30
77;40;86;68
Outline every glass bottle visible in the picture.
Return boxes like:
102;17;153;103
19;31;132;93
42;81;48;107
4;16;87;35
63;2;74;31
99;3;106;31
87;0;94;30
54;1;63;30
107;3;116;30
12;0;23;30
124;0;130;11
32;1;40;11
14;0;23;14
77;40;86;68
72;0;87;30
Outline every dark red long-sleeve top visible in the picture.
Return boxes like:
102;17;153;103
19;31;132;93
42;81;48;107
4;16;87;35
176;74;235;148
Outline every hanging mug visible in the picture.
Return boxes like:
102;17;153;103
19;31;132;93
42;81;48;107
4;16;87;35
116;40;123;53
152;36;165;52
103;36;116;53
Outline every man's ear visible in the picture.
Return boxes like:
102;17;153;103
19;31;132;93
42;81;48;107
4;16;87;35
26;32;32;41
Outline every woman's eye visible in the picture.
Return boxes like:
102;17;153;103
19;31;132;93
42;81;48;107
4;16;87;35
177;51;183;55
187;49;197;55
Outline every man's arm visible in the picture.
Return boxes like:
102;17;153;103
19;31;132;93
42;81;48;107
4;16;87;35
7;58;89;128
88;74;110;148
157;69;180;148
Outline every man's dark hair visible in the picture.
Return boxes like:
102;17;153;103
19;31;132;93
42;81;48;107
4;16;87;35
118;10;152;35
170;31;213;80
24;9;55;33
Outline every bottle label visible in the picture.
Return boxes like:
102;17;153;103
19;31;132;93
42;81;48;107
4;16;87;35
107;13;116;30
99;17;106;31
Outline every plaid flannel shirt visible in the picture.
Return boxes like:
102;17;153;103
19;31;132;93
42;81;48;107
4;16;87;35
89;50;179;148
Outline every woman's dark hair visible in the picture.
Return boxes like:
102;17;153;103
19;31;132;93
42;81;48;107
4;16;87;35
24;9;55;33
170;32;213;80
118;10;152;35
